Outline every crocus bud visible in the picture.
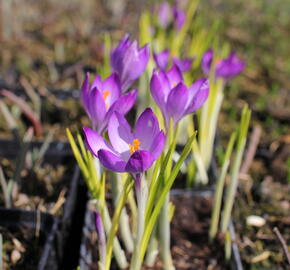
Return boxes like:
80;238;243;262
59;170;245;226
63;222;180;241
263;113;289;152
110;35;150;91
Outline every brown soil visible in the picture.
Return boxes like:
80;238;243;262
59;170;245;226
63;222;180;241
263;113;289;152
0;149;75;214
167;193;229;270
0;226;45;270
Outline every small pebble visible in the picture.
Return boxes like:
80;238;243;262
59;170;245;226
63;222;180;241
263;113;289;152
11;249;21;264
246;215;266;227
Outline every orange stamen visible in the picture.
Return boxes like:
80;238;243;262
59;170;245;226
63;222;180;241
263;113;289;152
129;138;141;154
103;90;110;101
103;90;110;109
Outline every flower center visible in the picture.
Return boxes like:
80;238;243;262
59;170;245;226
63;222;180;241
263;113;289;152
103;90;110;108
103;90;110;101
129;139;141;154
172;82;177;87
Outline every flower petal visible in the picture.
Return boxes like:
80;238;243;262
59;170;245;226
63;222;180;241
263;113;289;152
121;43;150;90
187;78;207;104
216;53;245;79
185;79;209;114
201;49;213;76
88;88;106;131
102;90;137;134
167;64;183;88
149;131;165;160
102;73;122;106
173;6;186;30
81;72;90;110
107;89;137;117
98;149;126;172
110;34;131;75
108;112;133;158
153;49;170;70
83;127;113;157
91;74;103;91
150;69;170;109
125;150;154;173
173;57;193;73
166;82;188;123
134;108;160;150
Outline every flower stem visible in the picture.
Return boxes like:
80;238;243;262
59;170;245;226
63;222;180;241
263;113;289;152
158;194;175;270
95;211;106;269
102;205;128;269
156;120;176;270
145;227;158;266
199;79;224;170
130;174;148;270
110;172;134;253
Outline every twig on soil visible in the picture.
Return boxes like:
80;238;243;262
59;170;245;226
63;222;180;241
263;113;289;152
0;89;42;136
240;125;262;176
50;189;66;215
251;251;270;264
273;227;290;266
20;77;42;118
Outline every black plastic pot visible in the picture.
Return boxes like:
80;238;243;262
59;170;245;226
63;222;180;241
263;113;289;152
0;79;81;101
0;208;57;270
0;139;72;164
79;188;243;270
79;202;96;270
0;138;88;269
60;165;88;270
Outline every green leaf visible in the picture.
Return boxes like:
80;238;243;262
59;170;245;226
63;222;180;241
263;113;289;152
140;133;195;262
105;176;133;270
66;128;89;179
145;141;176;224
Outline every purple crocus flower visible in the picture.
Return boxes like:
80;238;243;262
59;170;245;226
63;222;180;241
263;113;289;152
150;65;209;127
84;108;165;175
158;2;172;28
81;72;137;134
173;6;186;30
201;49;245;79
172;57;193;73
153;49;193;73
110;35;150;91
153;49;170;71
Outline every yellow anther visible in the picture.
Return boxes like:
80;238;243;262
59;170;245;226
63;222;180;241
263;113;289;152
133;139;140;148
103;90;110;101
129;138;141;154
172;82;177;87
102;90;110;109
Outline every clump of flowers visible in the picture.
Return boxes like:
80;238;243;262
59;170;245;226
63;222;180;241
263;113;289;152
68;0;249;268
